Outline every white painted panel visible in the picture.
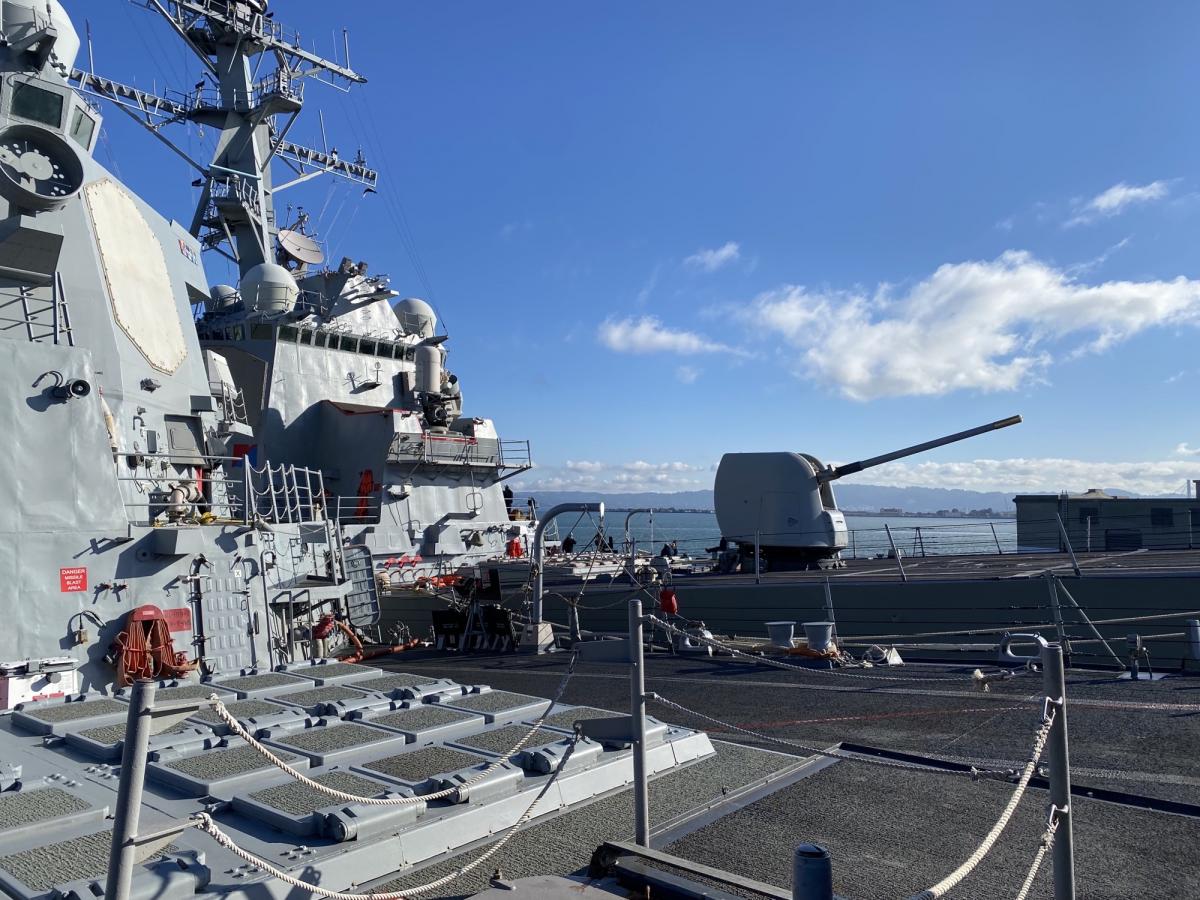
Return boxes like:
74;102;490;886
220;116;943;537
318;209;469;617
84;178;187;373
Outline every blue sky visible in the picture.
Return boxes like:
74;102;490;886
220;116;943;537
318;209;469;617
66;1;1200;495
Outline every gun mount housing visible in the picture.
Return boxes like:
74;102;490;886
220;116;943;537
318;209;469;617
713;415;1022;569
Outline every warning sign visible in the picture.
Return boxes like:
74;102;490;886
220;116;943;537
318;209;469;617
161;607;192;633
59;567;88;593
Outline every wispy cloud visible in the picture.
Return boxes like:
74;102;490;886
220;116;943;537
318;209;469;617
500;220;532;238
856;457;1200;496
675;365;700;384
597;315;733;354
685;241;740;273
636;265;661;306
1065;180;1170;227
1174;443;1200;456
747;250;1200;400
516;460;706;493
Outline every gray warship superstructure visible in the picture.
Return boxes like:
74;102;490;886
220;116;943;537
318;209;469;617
68;0;537;634
0;7;716;900
0;0;358;692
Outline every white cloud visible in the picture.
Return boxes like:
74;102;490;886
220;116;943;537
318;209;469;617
597;315;732;354
676;365;700;384
1175;443;1200;456
1066;180;1169;226
748;250;1200;400
845;457;1200;497
565;460;606;472
684;241;740;272
515;459;707;493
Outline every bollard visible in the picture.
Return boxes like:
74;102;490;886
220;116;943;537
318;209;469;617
1040;641;1075;900
106;679;156;900
629;597;650;847
792;843;833;900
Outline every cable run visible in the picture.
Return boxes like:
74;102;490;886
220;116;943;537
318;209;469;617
649;693;1016;782
646;614;972;684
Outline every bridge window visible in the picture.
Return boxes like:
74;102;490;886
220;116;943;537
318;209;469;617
68;107;96;149
279;326;297;342
11;81;64;128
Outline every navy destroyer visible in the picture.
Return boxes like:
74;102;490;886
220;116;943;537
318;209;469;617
0;4;715;899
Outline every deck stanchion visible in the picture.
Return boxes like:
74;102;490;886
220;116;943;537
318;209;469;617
1041;641;1075;900
106;679;156;900
629;597;650;847
792;843;833;900
754;530;761;584
884;524;907;582
990;522;1003;555
1054;514;1082;577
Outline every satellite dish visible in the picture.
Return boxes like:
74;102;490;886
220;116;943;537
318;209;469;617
277;229;325;266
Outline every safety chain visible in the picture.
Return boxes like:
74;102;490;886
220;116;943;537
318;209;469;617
646;615;969;684
1013;807;1062;900
906;708;1056;900
192;736;579;899
205;652;578;806
649;693;1016;783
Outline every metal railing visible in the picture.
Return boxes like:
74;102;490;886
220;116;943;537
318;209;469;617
114;453;327;527
0;279;75;346
387;433;532;470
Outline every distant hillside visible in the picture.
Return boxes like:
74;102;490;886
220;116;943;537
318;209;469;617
526;485;1021;514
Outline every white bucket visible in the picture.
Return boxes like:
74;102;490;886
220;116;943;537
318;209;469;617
803;621;835;652
765;621;796;648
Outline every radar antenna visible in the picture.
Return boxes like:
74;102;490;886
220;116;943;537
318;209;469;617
68;1;377;274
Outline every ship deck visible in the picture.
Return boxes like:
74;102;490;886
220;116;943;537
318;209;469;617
375;648;1200;899
536;546;1200;587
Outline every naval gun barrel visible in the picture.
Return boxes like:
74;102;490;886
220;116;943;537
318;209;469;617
818;415;1022;482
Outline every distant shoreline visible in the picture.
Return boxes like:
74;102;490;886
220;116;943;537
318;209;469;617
604;507;1015;519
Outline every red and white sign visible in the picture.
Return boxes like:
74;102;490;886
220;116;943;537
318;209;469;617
162;607;193;633
59;567;88;592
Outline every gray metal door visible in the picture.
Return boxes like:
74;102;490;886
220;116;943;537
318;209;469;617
201;573;256;674
343;545;381;626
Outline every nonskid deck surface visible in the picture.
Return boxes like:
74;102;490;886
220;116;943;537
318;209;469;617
0;659;717;900
374;649;1200;899
534;546;1200;588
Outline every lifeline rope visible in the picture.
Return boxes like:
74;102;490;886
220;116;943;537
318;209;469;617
192;736;578;899
1013;811;1061;900
905;708;1056;900
650;693;1016;782
646;615;967;684
205;652;577;806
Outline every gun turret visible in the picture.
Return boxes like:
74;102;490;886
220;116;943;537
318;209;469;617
713;414;1023;571
818;415;1022;482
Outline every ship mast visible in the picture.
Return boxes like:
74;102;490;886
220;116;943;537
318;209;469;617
68;0;376;274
